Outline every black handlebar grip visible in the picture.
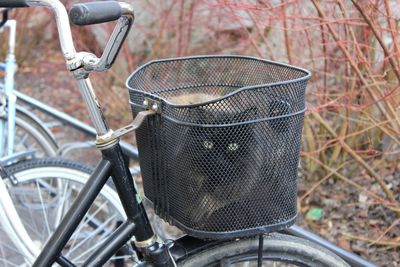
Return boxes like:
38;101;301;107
69;1;122;26
0;1;28;7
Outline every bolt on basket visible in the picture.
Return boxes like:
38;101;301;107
126;55;311;239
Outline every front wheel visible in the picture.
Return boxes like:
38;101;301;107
0;158;134;266
178;233;350;267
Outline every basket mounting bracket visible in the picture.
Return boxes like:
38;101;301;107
96;106;157;146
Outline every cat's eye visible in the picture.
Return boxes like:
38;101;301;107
227;143;239;151
203;140;214;149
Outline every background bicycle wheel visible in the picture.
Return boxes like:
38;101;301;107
0;108;58;157
0;158;137;266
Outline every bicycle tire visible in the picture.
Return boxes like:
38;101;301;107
0;158;135;266
178;233;350;267
0;109;58;157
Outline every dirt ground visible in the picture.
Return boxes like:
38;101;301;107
15;49;399;267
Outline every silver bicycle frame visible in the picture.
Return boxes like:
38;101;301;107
0;19;17;156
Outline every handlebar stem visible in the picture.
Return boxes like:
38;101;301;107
77;78;109;135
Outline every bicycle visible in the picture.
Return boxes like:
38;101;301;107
0;9;58;157
0;1;354;266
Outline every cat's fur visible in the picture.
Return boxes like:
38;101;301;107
169;98;267;229
166;93;293;231
167;92;219;105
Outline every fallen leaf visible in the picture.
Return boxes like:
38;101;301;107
306;207;324;221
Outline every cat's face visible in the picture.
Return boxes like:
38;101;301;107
186;107;257;185
196;126;251;162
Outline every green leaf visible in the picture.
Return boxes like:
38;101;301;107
305;207;324;221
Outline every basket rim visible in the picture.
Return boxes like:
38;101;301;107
129;101;307;127
126;55;311;108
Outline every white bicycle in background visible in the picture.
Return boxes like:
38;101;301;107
0;9;58;158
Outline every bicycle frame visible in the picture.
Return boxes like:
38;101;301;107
0;19;17;156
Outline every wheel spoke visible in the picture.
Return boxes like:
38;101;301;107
67;214;117;258
0;258;20;267
67;200;110;253
54;179;71;227
35;179;52;236
16;132;29;149
10;186;42;238
71;227;127;264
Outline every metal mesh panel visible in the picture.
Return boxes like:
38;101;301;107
127;55;310;239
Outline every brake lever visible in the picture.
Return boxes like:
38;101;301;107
83;13;133;72
68;2;134;73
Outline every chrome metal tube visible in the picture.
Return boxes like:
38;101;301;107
5;19;16;54
20;0;135;137
77;78;109;135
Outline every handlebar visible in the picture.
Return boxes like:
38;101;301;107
70;1;123;25
0;0;134;135
0;1;28;7
69;1;134;72
0;0;134;73
0;0;78;60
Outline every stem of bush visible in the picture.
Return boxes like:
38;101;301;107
311;111;398;206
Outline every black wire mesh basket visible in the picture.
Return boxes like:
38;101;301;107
126;55;311;239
